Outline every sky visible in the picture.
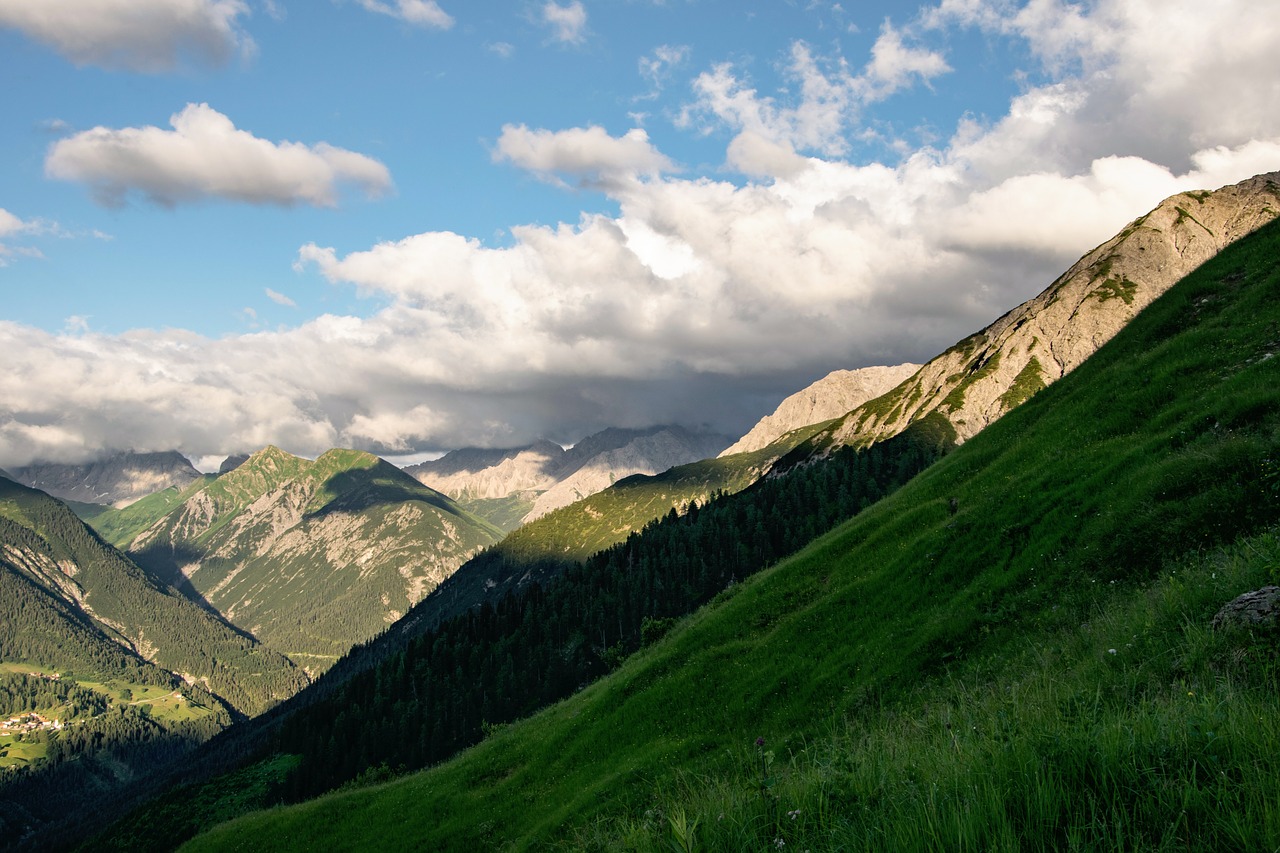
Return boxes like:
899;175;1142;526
2;0;1279;471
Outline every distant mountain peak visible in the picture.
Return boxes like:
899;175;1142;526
8;449;201;509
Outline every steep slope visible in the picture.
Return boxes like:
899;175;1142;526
405;426;731;531
10;450;202;509
718;363;921;456
0;477;305;718
449;172;1280;575
179;208;1280;853
788;171;1280;459
124;447;503;674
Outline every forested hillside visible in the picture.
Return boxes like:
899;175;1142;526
0;476;305;848
172;215;1280;850
91;412;954;849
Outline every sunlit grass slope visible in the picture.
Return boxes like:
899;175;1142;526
185;219;1280;851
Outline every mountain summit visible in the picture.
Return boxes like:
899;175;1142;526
794;173;1280;457
9;450;201;508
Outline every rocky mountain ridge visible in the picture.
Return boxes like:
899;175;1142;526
9;450;202;508
113;446;503;675
718;363;922;457
406;425;730;526
788;172;1280;460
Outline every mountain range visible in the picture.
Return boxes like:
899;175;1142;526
405;425;731;529
9;451;202;509
4;171;1280;851
109;446;504;675
134;180;1280;852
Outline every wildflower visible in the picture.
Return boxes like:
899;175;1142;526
788;809;801;820
756;737;766;747
775;839;786;849
1107;648;1117;655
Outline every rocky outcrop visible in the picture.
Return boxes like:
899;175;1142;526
10;450;202;508
218;453;251;475
799;172;1280;456
720;364;922;457
1212;586;1280;631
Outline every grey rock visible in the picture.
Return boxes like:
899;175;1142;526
10;450;201;508
1211;586;1280;631
808;172;1280;454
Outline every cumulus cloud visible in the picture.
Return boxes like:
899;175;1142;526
0;0;253;72
493;124;676;188
356;0;453;29
3;0;1279;467
45;103;393;208
541;1;587;45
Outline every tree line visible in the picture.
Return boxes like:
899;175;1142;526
273;420;953;799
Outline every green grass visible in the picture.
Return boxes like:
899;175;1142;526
565;532;1280;852
457;494;538;533
179;220;1280;851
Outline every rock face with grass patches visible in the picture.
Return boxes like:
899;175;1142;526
719;363;923;458
122;446;502;675
407;426;731;527
792;172;1280;457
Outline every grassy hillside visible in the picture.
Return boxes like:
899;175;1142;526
180;218;1280;851
78;475;216;550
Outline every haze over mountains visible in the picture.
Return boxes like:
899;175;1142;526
9;451;202;509
407;425;731;527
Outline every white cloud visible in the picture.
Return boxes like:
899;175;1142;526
681;33;947;159
858;21;951;100
0;208;51;266
356;0;453;29
493;124;676;188
4;0;1280;467
0;0;253;72
541;1;587;45
265;288;297;307
487;40;515;58
637;43;690;99
45;103;393;208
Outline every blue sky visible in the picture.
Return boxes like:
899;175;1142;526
1;0;1278;469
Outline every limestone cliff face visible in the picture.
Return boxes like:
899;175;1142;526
11;450;202;508
804;172;1280;455
720;364;922;457
404;440;565;500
